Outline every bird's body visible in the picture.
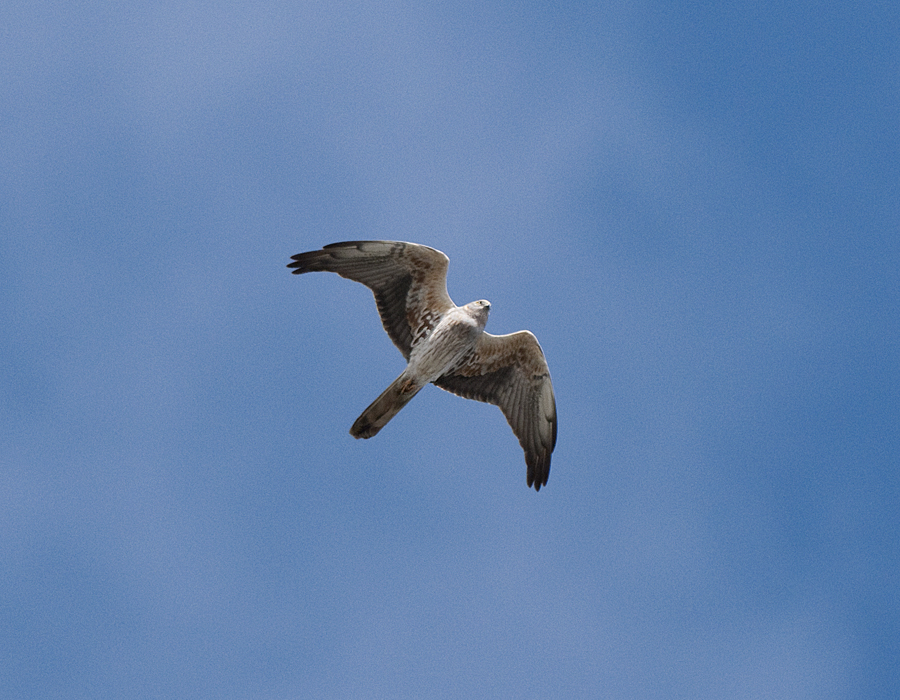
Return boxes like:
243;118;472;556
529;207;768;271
288;241;556;490
406;301;490;385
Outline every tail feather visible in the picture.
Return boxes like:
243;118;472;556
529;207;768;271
350;373;421;439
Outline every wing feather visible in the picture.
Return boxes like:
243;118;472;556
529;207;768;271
288;241;454;358
434;331;557;490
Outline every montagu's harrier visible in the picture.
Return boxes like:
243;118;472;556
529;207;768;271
288;241;557;491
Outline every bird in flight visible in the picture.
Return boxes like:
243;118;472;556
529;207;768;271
288;241;557;490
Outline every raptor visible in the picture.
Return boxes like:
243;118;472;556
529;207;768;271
288;241;557;490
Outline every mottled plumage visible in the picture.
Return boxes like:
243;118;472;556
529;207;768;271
288;241;557;490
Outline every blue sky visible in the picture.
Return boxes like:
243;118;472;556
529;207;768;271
2;1;898;698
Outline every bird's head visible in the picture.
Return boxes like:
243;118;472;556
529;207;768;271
465;299;491;327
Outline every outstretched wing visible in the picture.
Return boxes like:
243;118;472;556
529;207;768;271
434;331;557;491
288;241;455;359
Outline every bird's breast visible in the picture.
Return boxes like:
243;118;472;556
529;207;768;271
407;312;481;383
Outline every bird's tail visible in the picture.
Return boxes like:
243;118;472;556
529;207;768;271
350;372;422;439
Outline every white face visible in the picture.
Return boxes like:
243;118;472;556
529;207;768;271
466;299;491;326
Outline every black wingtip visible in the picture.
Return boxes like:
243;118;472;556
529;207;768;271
287;253;310;274
526;457;550;492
